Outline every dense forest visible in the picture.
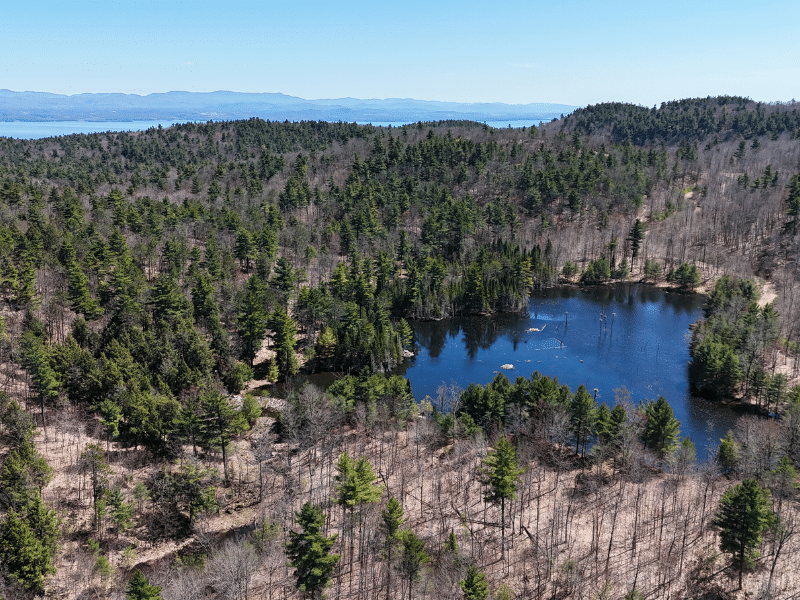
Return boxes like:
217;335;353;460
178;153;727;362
2;97;800;598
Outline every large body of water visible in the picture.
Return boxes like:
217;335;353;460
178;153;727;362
397;284;739;455
0;119;543;140
0;120;197;139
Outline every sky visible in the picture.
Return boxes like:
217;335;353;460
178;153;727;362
3;0;798;108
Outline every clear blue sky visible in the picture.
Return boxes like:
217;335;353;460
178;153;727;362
3;0;798;107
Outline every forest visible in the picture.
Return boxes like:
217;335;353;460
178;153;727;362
1;96;800;598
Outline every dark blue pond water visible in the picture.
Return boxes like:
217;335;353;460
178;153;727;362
396;283;739;455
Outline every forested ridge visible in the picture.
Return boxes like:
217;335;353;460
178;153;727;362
2;97;800;598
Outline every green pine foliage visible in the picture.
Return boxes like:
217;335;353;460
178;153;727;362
395;529;429;600
460;565;490;600
479;436;525;558
639;396;681;456
713;479;775;589
334;452;384;511
690;276;779;401
2;102;800;594
286;502;340;600
570;385;598;455
0;509;56;593
126;569;162;600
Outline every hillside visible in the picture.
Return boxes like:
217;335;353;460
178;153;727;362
1;97;800;598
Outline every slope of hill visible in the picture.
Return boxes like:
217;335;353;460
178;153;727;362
1;97;800;599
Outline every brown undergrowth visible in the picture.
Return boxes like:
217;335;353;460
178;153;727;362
19;401;800;600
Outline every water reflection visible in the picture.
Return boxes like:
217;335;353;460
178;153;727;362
405;284;739;452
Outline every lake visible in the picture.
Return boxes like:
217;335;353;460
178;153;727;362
396;284;740;456
0;119;544;140
0;120;198;139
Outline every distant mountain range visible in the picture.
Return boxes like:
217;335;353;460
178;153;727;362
0;90;577;124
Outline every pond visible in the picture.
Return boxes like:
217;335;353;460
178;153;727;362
395;283;740;456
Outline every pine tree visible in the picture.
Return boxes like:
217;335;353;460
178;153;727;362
200;387;246;482
460;565;489;600
80;444;111;532
126;569;162;600
269;307;299;379
19;331;60;428
0;509;55;593
395;529;429;600
334;452;384;593
22;492;61;559
640;396;680;456
106;487;134;536
286;502;340;600
569;385;597;456
381;497;406;600
0;437;53;510
479;436;525;559
628;219;646;260
713;479;775;589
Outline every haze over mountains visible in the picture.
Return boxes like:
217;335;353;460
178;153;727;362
0;89;577;123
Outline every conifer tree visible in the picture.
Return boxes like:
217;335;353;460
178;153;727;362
67;259;102;320
380;497;406;600
200;387;246;482
713;479;775;589
334;453;384;592
460;566;489;600
126;569;162;600
237;275;268;366
479;436;525;559
569;385;597;456
286;502;340;600
628;219;646;260
0;437;53;510
640;396;680;456
269;307;299;379
716;430;739;476
80;444;111;532
0;509;55;593
396;529;429;600
22;492;61;559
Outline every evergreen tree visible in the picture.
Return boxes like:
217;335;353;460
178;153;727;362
269;307;299;379
479;436;525;559
19;330;60;427
569;385;597;456
628;219;646;260
460;565;489;600
199;387;246;482
380;497;406;600
234;229;255;272
22;492;61;559
395;529;429;600
106;487;134;536
286;502;340;600
80;444;111;532
0;509;55;593
643;258;662;281
0;437;53;510
126;569;162;600
237;275;268;366
380;496;406;541
334;452;384;591
640;396;680;456
713;479;775;589
68;259;103;320
191;272;220;324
